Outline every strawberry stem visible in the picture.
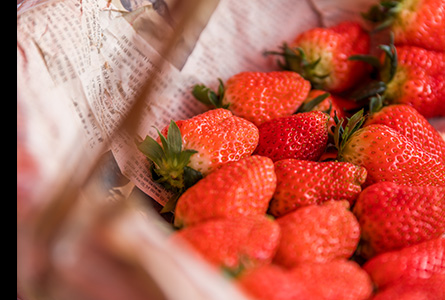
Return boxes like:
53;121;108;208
138;120;203;212
362;0;402;32
296;92;331;113
264;43;330;89
333;109;366;159
192;79;229;109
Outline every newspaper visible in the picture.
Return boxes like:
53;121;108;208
18;0;322;207
17;0;445;209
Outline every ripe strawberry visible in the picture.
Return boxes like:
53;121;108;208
352;44;445;119
334;110;445;187
267;21;371;93
192;71;311;126
138;108;259;210
370;274;445;300
174;155;276;227
363;0;445;52
171;215;280;273
253;110;329;162
273;200;360;268
298;89;362;136
382;45;445;119
364;104;445;162
353;182;445;259
362;237;445;291
237;260;373;300
269;159;367;217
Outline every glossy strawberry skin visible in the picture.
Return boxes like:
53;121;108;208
364;104;445;162
171;215;280;272
391;0;445;52
237;260;373;300
362;237;445;291
384;46;445;119
253;111;329;162
174;155;276;227
340;124;445;187
273;201;360;268
290;21;370;93
222;71;311;126
269;159;367;217
161;108;259;175
370;274;445;300
353;182;445;258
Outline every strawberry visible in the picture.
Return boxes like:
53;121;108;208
334;110;445;187
192;71;311;126
298;89;363;136
267;21;371;93
171;215;280;273
370;274;445;300
353;182;445;259
351;43;445;119
382;45;445;119
363;0;445;52
237;260;373;300
362;237;445;294
173;155;276;228
253;110;329;162
237;264;312;300
269;159;367;217
364;104;445;162
273;200;360;268
138;108;259;210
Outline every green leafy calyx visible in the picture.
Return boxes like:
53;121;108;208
333;109;366;160
264;43;330;89
192;79;229;109
362;0;402;32
138;121;202;212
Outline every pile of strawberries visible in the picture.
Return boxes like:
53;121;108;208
138;1;445;299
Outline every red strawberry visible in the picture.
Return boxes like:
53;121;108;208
268;21;371;93
298;89;362;136
174;155;276;227
370;274;445;300
334;111;445;187
171;215;280;273
363;0;445;52
237;264;312;300
362;237;445;292
237;260;373;300
364;104;445;162
138;108;259;209
253;110;329;162
273;200;360;268
269;159;367;217
192;71;311;126
382;46;445;119
353;182;445;259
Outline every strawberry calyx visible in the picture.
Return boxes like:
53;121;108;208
138;120;202;212
192;79;229;109
333;109;366;160
296;92;331;114
362;0;403;32
347;34;397;104
264;43;330;89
